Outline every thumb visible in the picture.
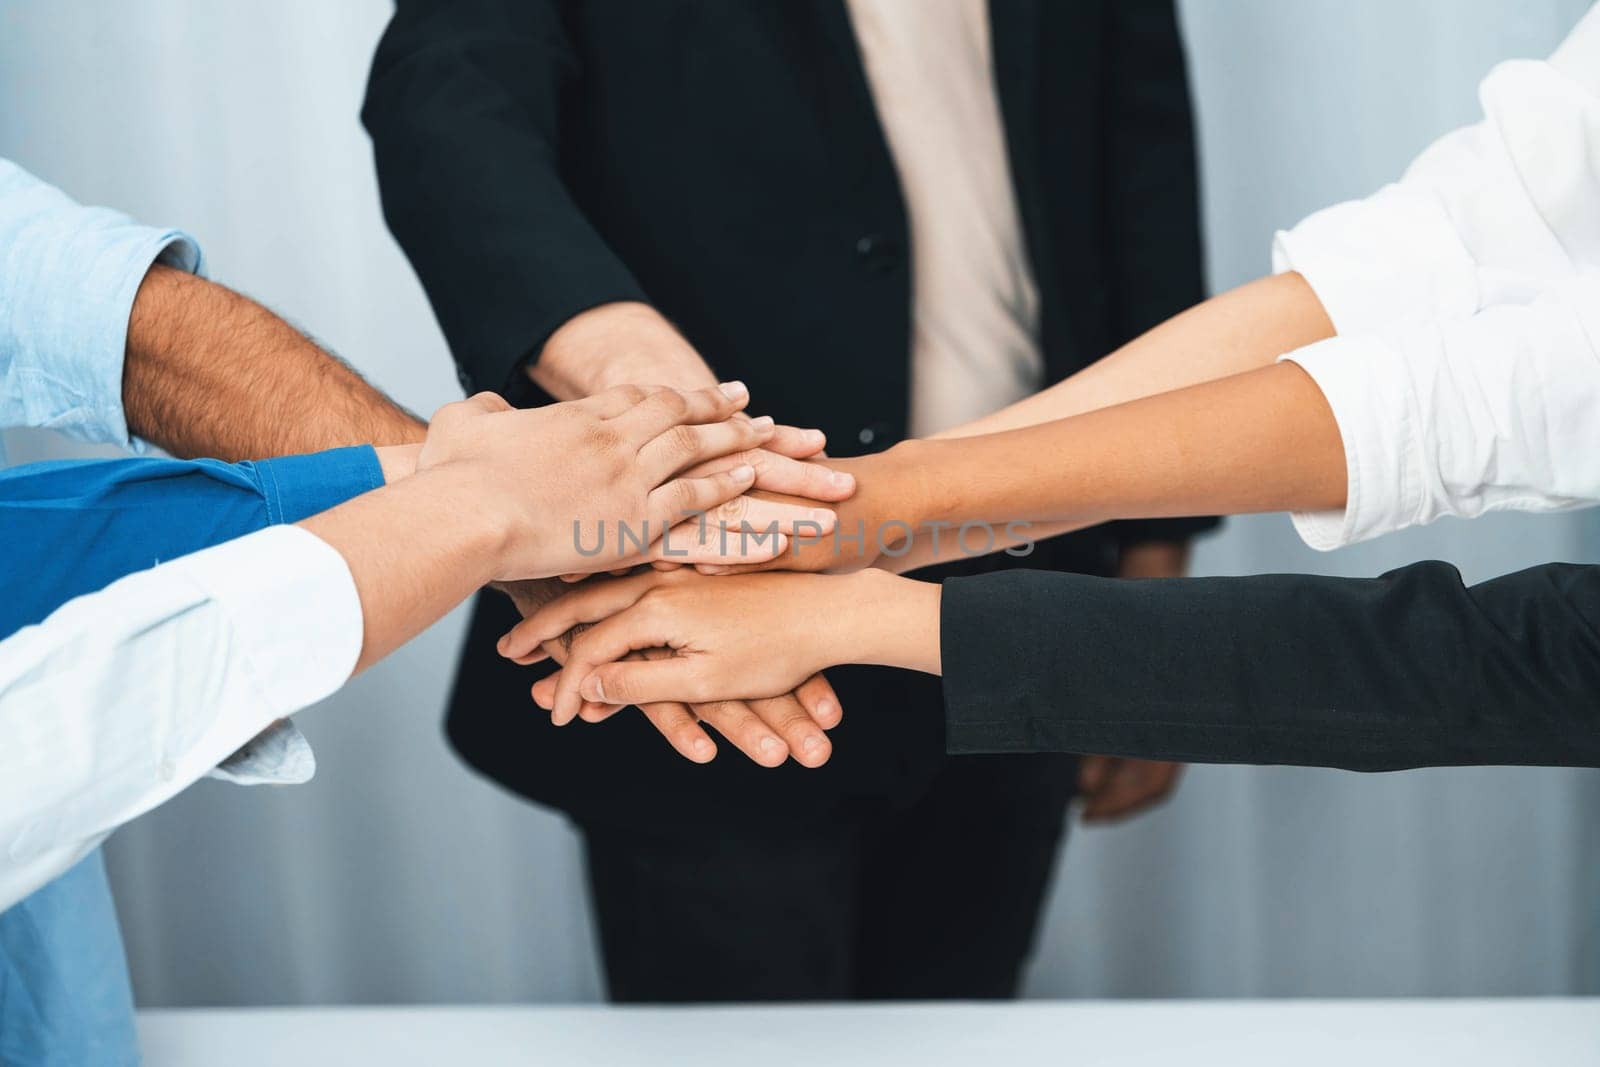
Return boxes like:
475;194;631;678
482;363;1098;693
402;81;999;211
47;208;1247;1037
552;606;675;724
578;657;708;708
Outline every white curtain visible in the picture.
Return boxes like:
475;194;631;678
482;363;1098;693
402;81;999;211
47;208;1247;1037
2;0;1594;1006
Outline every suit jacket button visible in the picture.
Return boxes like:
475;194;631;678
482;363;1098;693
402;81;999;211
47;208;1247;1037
855;233;903;275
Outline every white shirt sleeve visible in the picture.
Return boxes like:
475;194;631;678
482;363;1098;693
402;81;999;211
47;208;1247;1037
1271;5;1600;336
1282;275;1600;549
0;524;362;911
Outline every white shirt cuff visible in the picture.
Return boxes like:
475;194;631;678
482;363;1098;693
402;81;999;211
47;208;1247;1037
1272;184;1479;337
211;719;316;786
1279;335;1423;551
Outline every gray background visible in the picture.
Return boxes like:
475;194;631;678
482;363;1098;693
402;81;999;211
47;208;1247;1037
2;0;1596;1006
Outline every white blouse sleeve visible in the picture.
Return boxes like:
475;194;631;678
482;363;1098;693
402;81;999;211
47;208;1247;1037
1282;276;1600;549
1271;6;1600;336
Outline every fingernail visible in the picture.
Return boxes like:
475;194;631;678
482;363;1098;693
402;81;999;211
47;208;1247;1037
582;676;606;702
808;508;834;524
759;736;784;758
830;471;854;488
807;429;826;443
719;381;748;400
731;464;755;482
803;735;824;755
693;738;716;760
750;415;775;430
700;565;730;575
815;699;836;720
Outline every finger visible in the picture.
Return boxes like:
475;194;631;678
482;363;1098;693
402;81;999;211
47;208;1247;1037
705;494;836;536
612;381;751;438
646;514;794;566
645;465;765;535
638;416;774;483
763;424;828;459
684;450;855;502
531;671;559;710
794;672;842;729
539;675;634;722
554;609;681;723
745;693;831;768
691;700;790;768
568;655;716;715
498;572;663;661
637;701;718;764
578;700;627;722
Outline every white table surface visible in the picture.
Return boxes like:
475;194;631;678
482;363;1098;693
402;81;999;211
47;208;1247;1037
138;998;1600;1066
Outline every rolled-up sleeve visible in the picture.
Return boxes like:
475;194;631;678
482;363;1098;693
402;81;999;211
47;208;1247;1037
0;158;202;449
1271;18;1600;337
0;525;363;911
1282;276;1600;549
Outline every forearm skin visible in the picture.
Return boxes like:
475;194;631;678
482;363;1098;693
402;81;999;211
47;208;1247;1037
124;265;426;460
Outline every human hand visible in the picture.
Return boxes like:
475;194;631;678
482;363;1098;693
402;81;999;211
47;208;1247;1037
500;567;940;724
1077;757;1185;823
533;301;857;506
496;577;842;767
416;384;779;579
659;447;916;575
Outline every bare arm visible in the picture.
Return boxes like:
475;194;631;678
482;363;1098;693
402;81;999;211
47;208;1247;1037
715;358;1345;576
123;264;427;459
935;272;1335;439
912;361;1344;536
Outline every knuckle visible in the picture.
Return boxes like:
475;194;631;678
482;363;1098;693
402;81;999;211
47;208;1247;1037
670;478;701;512
664;422;701;457
715;495;749;523
655;389;690;417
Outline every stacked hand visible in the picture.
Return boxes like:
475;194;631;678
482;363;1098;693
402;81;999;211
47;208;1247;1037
495;577;841;768
419;383;847;579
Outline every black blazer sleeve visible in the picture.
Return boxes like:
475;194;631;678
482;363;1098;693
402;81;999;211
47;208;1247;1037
362;0;648;399
1100;0;1218;549
941;562;1600;771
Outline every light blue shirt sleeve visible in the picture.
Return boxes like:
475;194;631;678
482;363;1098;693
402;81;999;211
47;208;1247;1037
0;157;203;451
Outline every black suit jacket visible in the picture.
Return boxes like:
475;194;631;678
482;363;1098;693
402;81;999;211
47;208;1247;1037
943;563;1600;770
364;0;1217;826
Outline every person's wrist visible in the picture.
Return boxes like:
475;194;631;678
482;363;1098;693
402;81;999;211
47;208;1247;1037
806;571;877;669
374;444;421;485
805;569;934;673
531;301;715;398
413;465;524;584
874;438;945;531
859;569;942;674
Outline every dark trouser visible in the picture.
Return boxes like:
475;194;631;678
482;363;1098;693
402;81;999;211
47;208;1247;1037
579;752;1076;1002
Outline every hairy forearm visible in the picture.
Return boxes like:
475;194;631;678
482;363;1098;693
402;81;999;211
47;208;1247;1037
298;468;506;674
887;361;1345;570
935;272;1335;440
124;265;426;460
